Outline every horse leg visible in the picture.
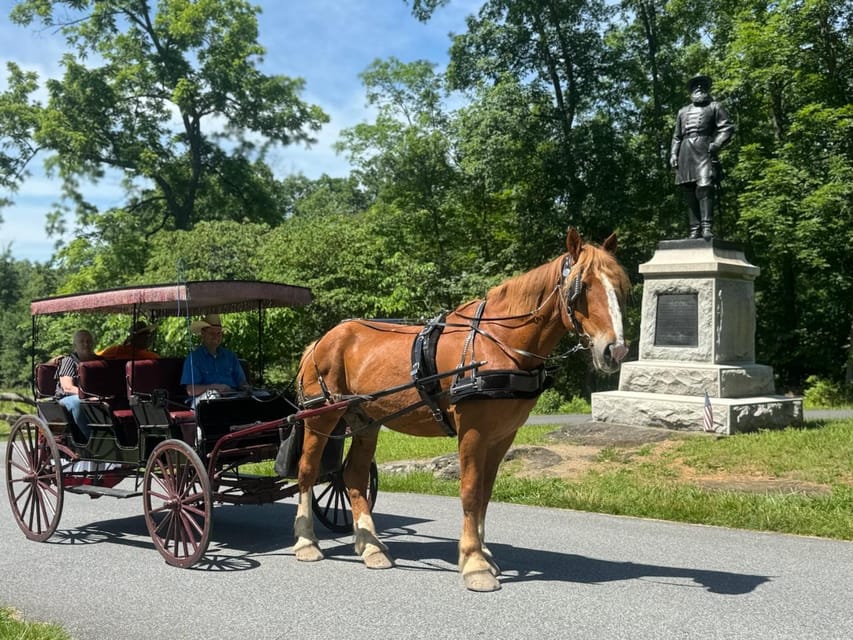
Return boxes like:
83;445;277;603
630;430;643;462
345;427;392;569
477;431;517;578
293;414;339;562
457;426;505;592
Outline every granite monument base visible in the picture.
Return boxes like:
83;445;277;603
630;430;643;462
592;390;803;435
591;238;802;435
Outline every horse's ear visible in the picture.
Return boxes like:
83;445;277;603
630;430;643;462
566;227;583;260
602;232;618;254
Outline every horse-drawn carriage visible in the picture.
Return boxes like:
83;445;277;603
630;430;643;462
5;279;377;567
7;228;630;591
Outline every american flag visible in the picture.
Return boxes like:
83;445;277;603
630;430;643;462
703;391;715;433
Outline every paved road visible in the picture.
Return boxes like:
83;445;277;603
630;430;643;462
2;441;852;640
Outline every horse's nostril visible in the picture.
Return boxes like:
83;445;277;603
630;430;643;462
609;343;628;363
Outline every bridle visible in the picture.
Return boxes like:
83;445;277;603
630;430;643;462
450;252;592;364
560;254;587;339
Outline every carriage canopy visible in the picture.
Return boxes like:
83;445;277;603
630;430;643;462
30;280;313;317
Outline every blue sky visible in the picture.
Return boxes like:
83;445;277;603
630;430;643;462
0;0;478;262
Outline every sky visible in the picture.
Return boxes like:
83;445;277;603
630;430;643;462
0;0;479;263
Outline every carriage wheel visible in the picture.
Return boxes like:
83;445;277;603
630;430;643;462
312;458;378;533
5;415;64;542
143;439;212;568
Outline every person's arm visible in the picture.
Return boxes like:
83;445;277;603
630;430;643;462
181;351;234;397
185;382;234;396
56;357;79;396
234;357;251;391
710;103;735;154
58;375;78;396
670;110;683;168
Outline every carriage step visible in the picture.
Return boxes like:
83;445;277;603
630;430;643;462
66;485;141;499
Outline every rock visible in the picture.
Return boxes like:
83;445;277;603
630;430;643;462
378;446;563;481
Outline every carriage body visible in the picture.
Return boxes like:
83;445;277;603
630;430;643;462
5;280;373;567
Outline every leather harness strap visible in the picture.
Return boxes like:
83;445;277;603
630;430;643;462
410;312;456;436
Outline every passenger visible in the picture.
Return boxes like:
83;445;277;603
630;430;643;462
55;329;102;441
181;314;250;407
98;320;159;360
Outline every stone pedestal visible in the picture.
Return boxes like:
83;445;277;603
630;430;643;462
592;239;802;434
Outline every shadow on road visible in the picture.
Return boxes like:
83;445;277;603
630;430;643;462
339;516;771;595
42;502;770;593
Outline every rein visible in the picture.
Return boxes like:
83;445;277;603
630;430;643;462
450;253;591;363
298;252;595;439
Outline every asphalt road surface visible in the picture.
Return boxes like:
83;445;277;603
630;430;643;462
2;440;851;640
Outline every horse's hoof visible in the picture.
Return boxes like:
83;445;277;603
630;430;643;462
363;549;393;569
294;542;324;562
463;570;502;592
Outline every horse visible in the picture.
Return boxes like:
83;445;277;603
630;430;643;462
291;227;630;591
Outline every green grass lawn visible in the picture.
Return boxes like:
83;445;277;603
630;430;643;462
374;419;853;541
0;608;69;640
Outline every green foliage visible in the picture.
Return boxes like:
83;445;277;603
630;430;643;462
8;0;327;238
803;376;853;409
532;389;592;414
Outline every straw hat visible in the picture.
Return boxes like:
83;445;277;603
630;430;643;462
130;320;157;336
190;313;222;335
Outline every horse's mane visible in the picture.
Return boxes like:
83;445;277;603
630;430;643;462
484;243;629;317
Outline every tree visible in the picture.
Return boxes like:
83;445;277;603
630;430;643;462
0;63;42;217
0;251;61;387
720;0;853;387
7;0;328;241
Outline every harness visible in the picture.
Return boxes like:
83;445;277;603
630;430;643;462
298;253;590;440
410;312;455;436
406;253;586;436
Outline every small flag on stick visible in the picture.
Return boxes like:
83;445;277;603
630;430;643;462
703;391;715;433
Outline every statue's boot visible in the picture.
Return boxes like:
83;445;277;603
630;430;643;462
685;188;701;238
696;196;714;240
699;189;713;240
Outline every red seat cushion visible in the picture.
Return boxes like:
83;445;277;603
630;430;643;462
77;360;130;410
35;363;58;397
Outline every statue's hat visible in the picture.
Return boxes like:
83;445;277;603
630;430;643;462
687;74;712;92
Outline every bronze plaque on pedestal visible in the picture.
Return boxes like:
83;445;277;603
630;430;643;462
655;293;698;346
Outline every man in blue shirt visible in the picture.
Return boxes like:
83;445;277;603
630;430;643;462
181;314;250;406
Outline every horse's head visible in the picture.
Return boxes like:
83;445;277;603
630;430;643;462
560;228;630;374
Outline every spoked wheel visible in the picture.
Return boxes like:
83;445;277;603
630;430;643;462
5;415;64;542
312;458;378;533
143;439;212;568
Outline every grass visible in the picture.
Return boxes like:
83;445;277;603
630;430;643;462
377;419;853;541
0;608;70;640
0;388;33;438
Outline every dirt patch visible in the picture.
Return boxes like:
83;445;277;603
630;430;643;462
507;421;835;495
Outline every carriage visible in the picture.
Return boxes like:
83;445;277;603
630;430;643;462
4;279;378;567
7;228;630;591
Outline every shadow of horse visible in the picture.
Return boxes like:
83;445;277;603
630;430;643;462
350;520;771;595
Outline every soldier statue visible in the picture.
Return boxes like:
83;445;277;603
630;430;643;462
670;75;735;239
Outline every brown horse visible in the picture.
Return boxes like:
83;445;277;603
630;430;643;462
292;227;630;591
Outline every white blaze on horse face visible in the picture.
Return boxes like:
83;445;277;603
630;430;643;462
599;273;628;362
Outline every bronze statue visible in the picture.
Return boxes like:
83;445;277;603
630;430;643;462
670;75;735;239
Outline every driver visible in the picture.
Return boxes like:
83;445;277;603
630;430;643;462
181;313;250;407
